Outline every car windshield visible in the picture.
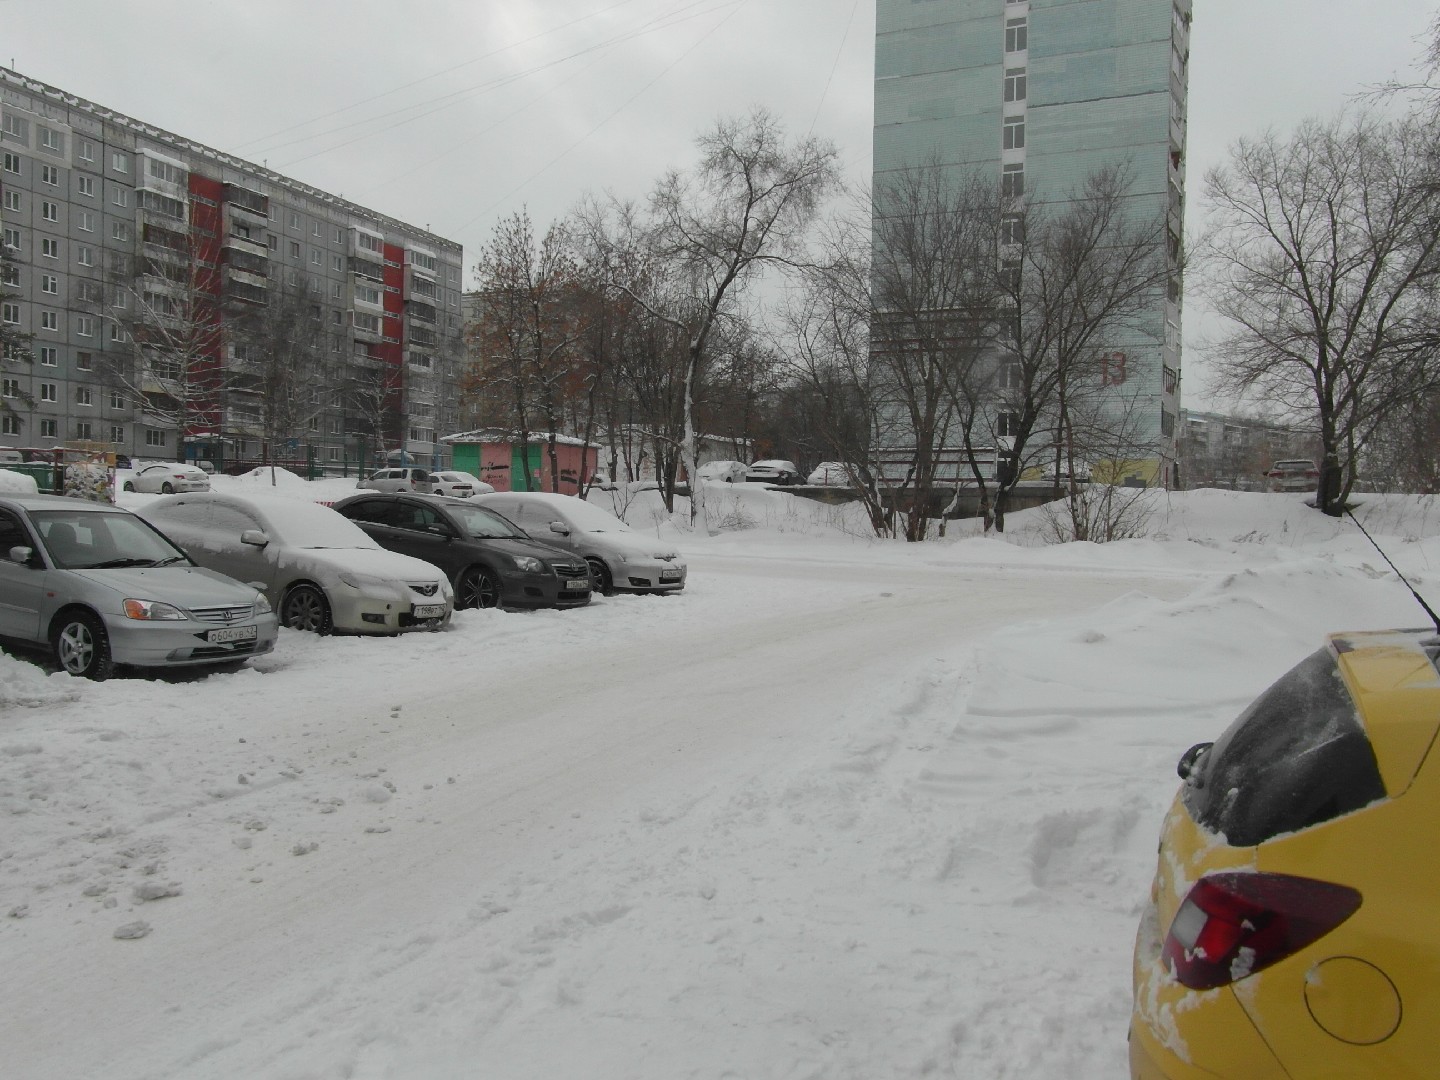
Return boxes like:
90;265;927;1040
248;497;380;550
32;509;189;570
448;504;526;540
535;498;631;534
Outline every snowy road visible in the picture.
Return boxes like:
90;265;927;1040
2;543;1201;1079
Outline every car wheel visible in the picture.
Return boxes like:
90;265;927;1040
280;583;332;634
457;566;502;610
587;557;615;596
51;609;113;681
161;482;174;494
122;481;135;492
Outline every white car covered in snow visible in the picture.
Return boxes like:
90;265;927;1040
474;491;685;595
138;492;453;634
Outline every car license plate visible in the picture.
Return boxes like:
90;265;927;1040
660;568;682;581
566;578;590;591
207;624;257;644
412;604;446;619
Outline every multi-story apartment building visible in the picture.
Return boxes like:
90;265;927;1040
872;0;1189;486
0;68;464;471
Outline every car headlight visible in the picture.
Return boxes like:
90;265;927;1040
253;591;273;615
655;552;680;561
512;555;544;574
336;572;402;599
122;598;188;621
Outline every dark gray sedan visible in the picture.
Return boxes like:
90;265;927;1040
0;494;278;679
331;493;592;611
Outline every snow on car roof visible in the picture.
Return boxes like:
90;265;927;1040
207;492;380;549
483;491;633;533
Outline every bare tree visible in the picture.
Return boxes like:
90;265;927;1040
997;163;1172;531
607;108;839;524
1199;113;1440;515
104;238;225;461
0;244;34;423
226;280;326;462
467;210;588;492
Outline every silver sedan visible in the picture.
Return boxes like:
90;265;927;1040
0;494;277;679
138;491;454;634
122;463;212;494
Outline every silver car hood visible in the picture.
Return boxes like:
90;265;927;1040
295;546;446;583
66;565;260;605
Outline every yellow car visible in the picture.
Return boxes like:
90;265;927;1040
1130;628;1440;1079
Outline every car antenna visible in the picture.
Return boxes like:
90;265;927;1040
1346;509;1440;633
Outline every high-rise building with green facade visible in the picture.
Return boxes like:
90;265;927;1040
872;0;1190;487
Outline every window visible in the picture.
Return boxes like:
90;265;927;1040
1;377;18;397
996;412;1020;438
78;139;95;163
357;232;383;253
75;421;92;440
40;382;57;402
331;281;342;299
353;311;381;333
40;418;57;438
40;310;57;331
1161;408;1176;438
267;233;278;250
355;283;381;306
310;248;321;265
2;227;18;251
1;303;18;324
111;151;129;174
75;386;92;406
111;222;129;242
1000;214;1025;245
110;324;126;343
76;315;94;337
288;212;300;231
1001;163;1024;197
112;186;130;208
1003;117;1025;151
76;351;92;370
110;425;125;443
999;259;1022;289
77;175;94;197
40;164;58;186
38;127;63;154
1;114;27;142
333;226;343;244
76;245;94;267
146;157;184;184
0;261;15;287
40;274;57;294
312;221;322;237
2;415;19;436
332;254;344;272
1004;68;1027;103
110;390;125;409
410;250;437;272
2;152;20;175
77;210;94;232
146;429;167;447
41;200;58;221
38;346;57;366
1005;18;1028;52
289;240;300;259
41;237;57;262
74;281;100;304
2;189;17;212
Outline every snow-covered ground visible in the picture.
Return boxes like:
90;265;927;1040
2;479;1437;1079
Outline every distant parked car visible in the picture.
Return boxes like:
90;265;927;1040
192;459;216;475
429;470;495;498
806;462;855;486
122;463;212;495
1265;459;1319;493
0;493;277;679
474;492;685;595
138;492;453;634
356;467;437;494
696;460;748;484
333;492;591;610
745;460;803;485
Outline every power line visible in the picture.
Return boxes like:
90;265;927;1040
451;0;754;238
810;0;864;135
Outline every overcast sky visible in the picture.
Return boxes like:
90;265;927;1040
5;0;1438;399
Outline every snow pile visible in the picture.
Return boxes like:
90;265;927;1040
0;468;39;494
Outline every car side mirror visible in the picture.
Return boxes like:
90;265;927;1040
240;529;269;547
549;521;570;536
1177;741;1213;781
425;523;454;539
8;544;37;566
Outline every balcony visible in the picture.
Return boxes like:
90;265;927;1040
407;325;437;348
223;248;269;277
223;184;269;218
222;231;268;259
224;278;268;307
405;298;437;323
349;255;385;282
